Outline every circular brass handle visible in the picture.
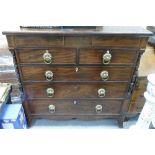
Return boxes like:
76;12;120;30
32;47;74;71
43;50;52;64
48;104;55;113
45;71;53;81
95;105;102;113
100;70;109;81
46;88;54;97
98;88;105;97
103;50;112;64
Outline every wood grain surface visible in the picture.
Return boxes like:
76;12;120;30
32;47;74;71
28;99;122;115
16;48;76;64
79;48;138;64
21;66;133;82
24;83;128;99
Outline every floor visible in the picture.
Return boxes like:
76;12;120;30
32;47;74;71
30;116;138;129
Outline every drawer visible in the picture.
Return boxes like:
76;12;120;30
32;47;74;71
15;35;63;47
64;36;92;47
92;36;140;47
28;99;122;115
21;66;133;82
25;83;128;99
79;49;138;65
16;48;76;64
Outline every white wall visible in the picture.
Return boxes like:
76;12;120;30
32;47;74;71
0;0;153;42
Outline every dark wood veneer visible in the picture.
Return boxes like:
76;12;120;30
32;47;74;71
29;99;122;114
15;35;64;47
79;49;138;64
92;36;141;47
17;48;76;64
21;66;133;82
25;83;128;99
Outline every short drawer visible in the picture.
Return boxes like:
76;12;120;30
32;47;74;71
15;35;63;47
79;48;138;65
28;99;122;115
64;36;92;47
21;66;133;82
16;48;76;64
92;36;140;47
25;83;128;99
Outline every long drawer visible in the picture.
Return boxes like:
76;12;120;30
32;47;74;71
21;66;134;82
28;99;122;115
24;83;128;99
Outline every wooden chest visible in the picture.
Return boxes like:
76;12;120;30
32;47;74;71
3;26;151;128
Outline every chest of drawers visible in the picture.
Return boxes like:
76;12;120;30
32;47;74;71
3;26;151;128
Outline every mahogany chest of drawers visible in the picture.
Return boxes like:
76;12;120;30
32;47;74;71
3;26;151;128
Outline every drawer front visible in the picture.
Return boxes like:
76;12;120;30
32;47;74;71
28;99;122;115
92;36;140;47
14;36;140;48
25;83;128;99
79;49;138;64
16;48;76;64
21;66;133;82
64;36;92;47
15;35;63;47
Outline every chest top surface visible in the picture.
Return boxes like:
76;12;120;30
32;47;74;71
2;26;152;36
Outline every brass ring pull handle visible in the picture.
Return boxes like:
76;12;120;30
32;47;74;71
45;71;53;81
98;88;105;97
48;104;55;113
103;50;112;64
43;50;52;64
95;105;102;113
46;88;54;97
100;70;109;81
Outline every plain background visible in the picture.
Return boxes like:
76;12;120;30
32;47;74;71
0;0;155;155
